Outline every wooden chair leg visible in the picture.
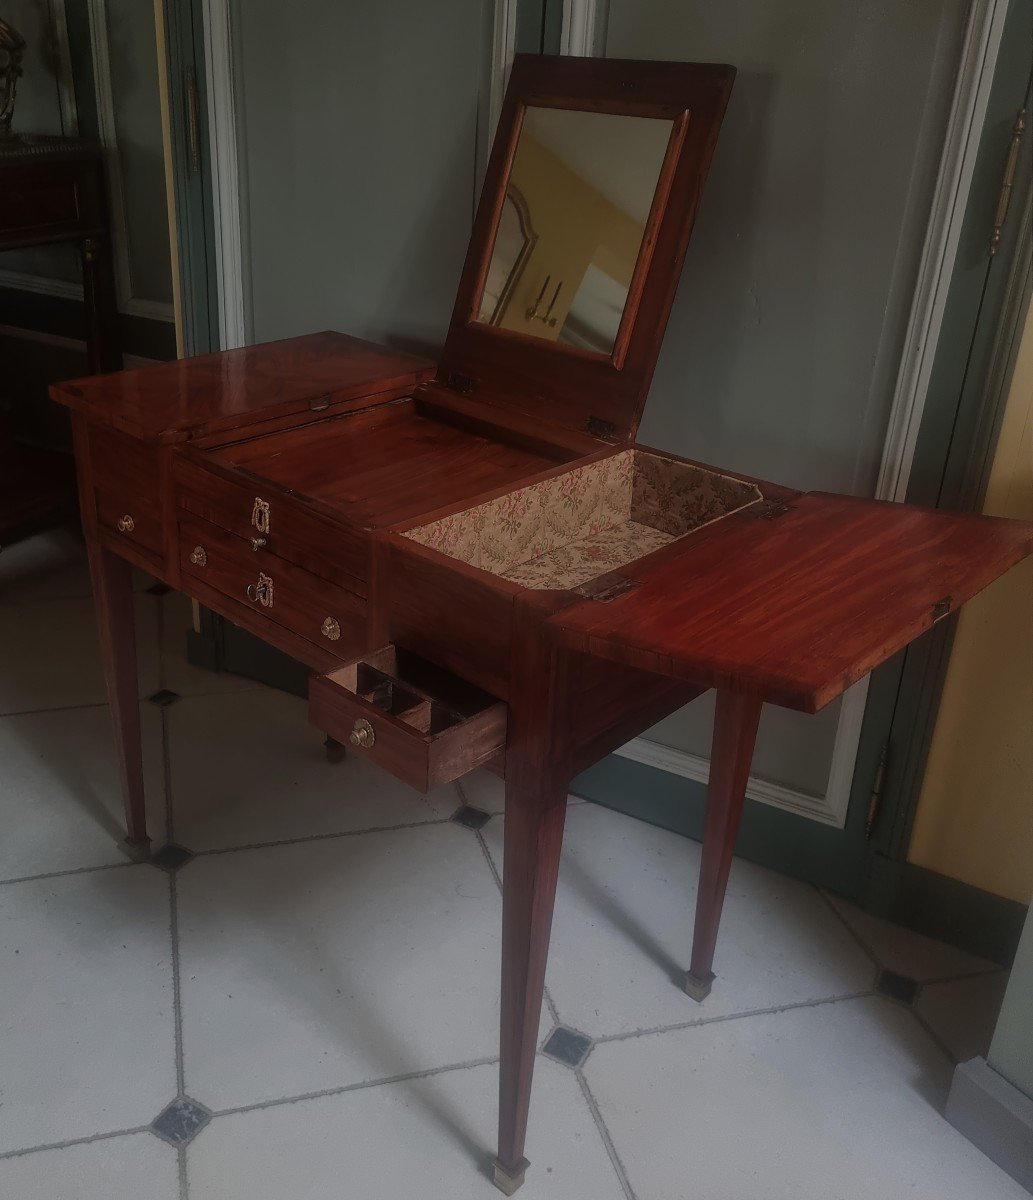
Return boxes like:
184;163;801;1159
85;540;150;859
684;689;763;1001
494;779;568;1195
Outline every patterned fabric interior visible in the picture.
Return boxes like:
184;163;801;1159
403;449;763;590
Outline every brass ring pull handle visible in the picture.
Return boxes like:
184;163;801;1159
189;545;207;567
251;497;271;535
250;536;267;552
349;718;375;749
116;514;135;533
321;617;341;641
245;572;274;608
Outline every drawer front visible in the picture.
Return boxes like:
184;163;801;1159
309;646;507;793
179;513;366;654
95;489;163;556
0;181;79;235
174;455;366;593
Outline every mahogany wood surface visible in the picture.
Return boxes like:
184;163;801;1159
217;400;564;529
554;492;1033;712
51;331;432;444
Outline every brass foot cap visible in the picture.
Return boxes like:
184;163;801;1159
682;969;715;1002
122;837;152;863
492;1157;529;1195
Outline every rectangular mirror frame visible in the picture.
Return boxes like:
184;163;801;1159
436;55;736;442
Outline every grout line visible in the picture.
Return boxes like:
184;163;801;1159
0;859;136;887
0;1124;152;1162
574;1068;637;1200
474;828;503;892
192;816;454;859
0;700;109;720
208;1054;502;1120
178;1145;189;1200
916;964;1008;987
591;988;878;1047
162;706;174;845
169;872;187;1097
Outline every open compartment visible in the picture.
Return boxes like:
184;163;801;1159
402;448;763;590
309;645;507;792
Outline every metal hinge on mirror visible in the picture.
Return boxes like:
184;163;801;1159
443;372;475;396
584;416;617;441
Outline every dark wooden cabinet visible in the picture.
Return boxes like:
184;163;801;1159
52;58;1033;1193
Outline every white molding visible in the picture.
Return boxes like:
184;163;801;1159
488;0;520;139
202;0;246;350
560;0;606;57
876;0;1009;502
0;268;174;322
614;736;844;827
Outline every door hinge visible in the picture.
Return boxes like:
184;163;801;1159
865;743;888;841
989;106;1027;257
442;371;475;396
185;67;202;175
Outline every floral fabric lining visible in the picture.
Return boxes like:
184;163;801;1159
403;449;762;590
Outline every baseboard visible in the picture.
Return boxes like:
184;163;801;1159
946;1057;1033;1192
615;736;839;825
863;856;1027;966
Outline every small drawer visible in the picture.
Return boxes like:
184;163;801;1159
95;490;163;556
179;514;366;653
173;454;366;593
309;645;507;792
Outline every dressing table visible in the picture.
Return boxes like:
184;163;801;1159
52;56;1033;1193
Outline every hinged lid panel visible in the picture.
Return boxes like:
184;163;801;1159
437;55;735;442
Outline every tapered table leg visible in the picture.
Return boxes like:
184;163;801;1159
494;780;568;1195
85;539;150;859
494;608;572;1194
683;689;763;1001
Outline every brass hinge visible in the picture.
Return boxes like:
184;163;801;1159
865;744;888;841
584;416;617;441
443;372;475;396
989;106;1027;257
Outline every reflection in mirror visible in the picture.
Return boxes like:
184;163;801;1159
476;106;674;355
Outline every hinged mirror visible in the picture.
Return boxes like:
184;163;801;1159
435;55;736;442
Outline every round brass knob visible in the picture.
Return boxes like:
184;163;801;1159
189;545;207;567
321;616;341;642
349;718;375;749
116;514;135;533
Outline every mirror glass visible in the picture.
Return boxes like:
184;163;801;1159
475;106;674;355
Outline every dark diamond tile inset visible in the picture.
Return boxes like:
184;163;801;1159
151;844;195;872
147;689;181;708
150;1096;211;1146
877;969;920;1005
146;581;173;596
542;1026;593;1068
452;805;492;831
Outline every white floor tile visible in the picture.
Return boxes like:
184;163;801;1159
168;689;460;851
0;528;92;604
0;1132;179;1199
457;768;506;814
0;595;160;714
916;971;1010;1063
0;867;176;1153
0;703;166;881
158;591;263;697
585;995;1029;1200
823;892;997;981
188;1057;624;1200
483;803;874;1037
177;824;503;1110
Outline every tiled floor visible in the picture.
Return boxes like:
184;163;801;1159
0;528;1025;1199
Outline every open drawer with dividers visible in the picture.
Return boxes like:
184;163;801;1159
309;645;507;792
